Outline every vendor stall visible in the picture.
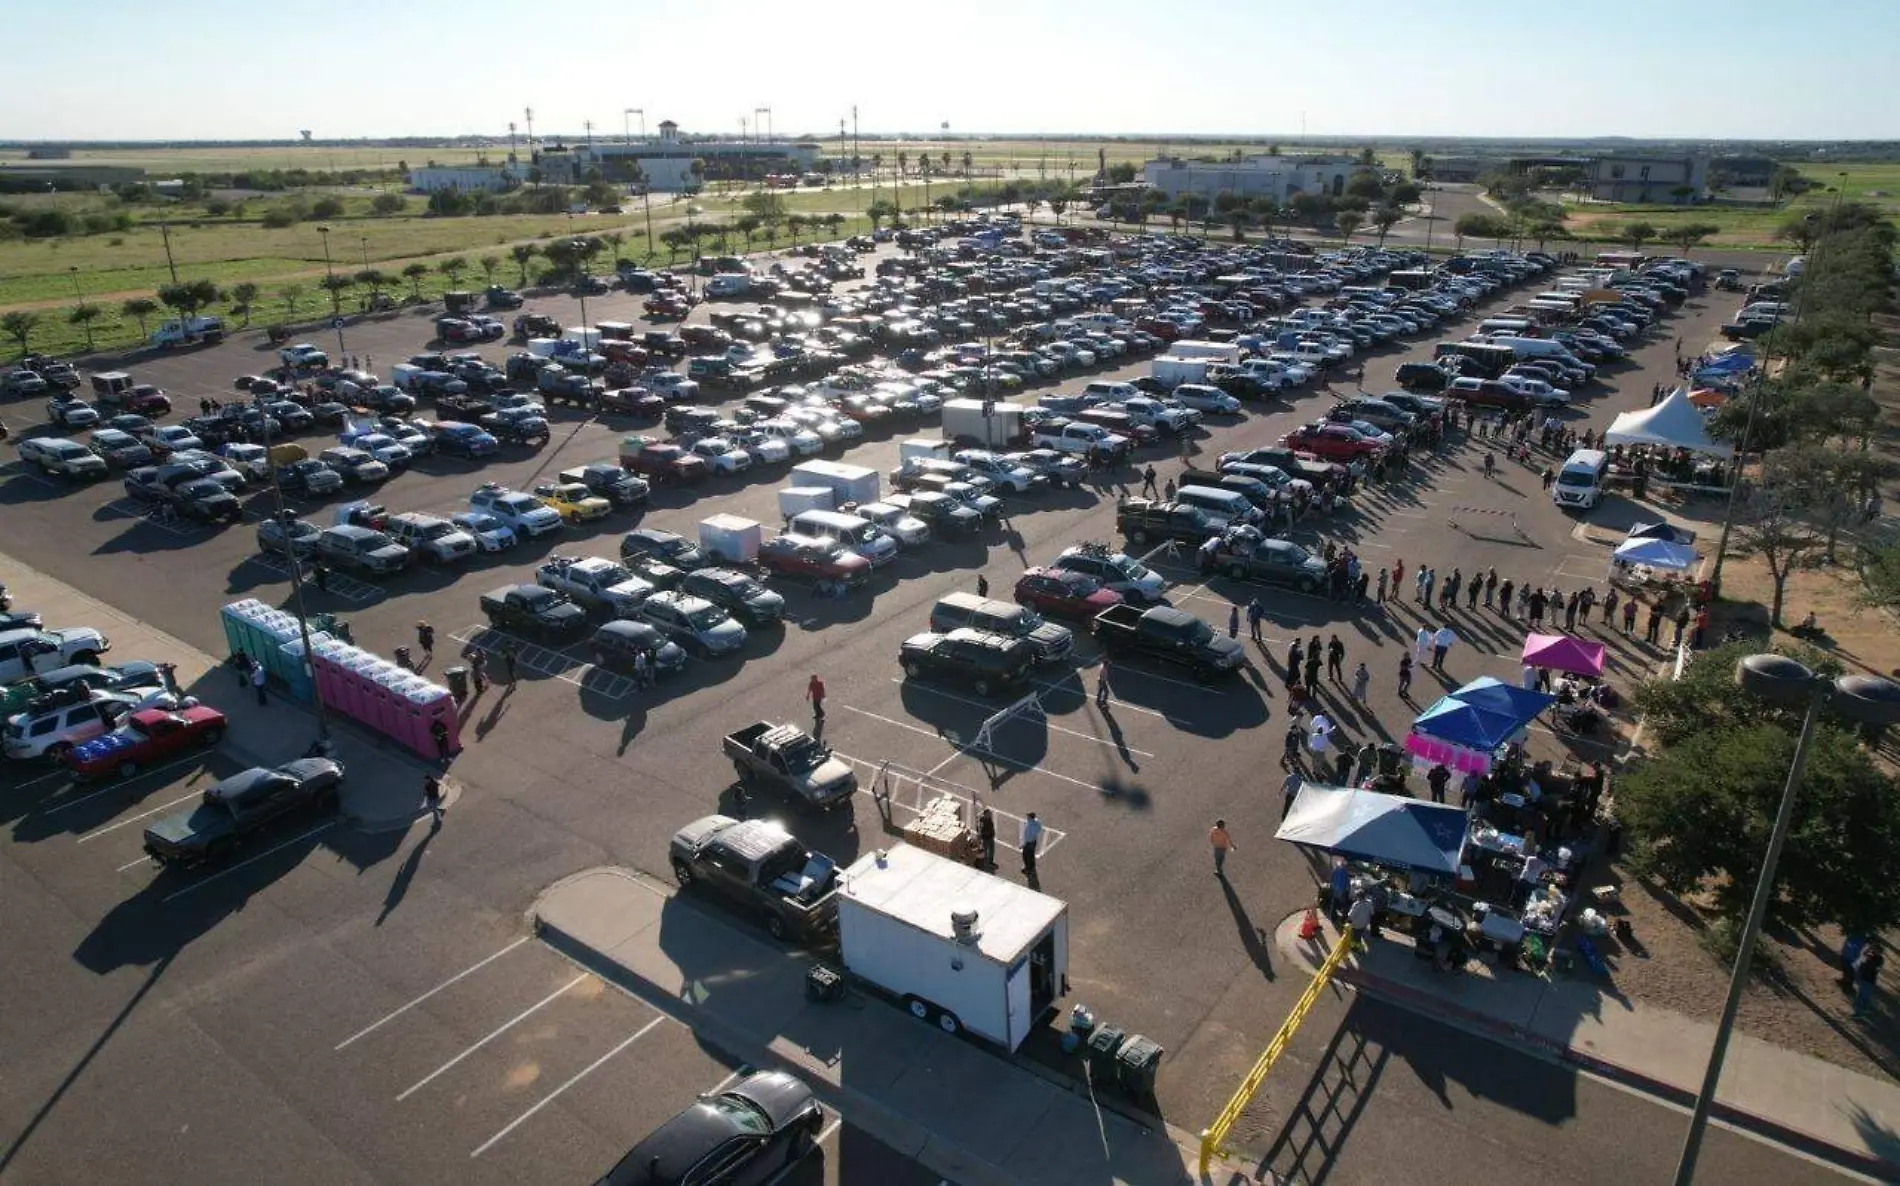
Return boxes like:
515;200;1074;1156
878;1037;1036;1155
1406;678;1555;773
1276;783;1469;877
1609;535;1699;592
1603;389;1734;459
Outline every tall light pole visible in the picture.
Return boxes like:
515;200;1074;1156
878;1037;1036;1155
254;391;334;749
1671;656;1900;1186
69;266;83;301
755;106;771;144
158;220;179;284
316;225;345;357
570;239;592;342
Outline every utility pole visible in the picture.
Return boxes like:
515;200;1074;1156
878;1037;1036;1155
852;105;860;186
622;109;633;145
253;392;332;749
584;118;594;150
158;220;179;284
524;106;536;187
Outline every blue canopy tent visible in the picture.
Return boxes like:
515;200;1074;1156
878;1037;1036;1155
1448;676;1557;722
1276;783;1469;876
1406;678;1556;773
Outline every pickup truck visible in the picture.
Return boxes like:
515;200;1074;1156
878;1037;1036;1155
618;436;709;485
1221;446;1342;486
1032;417;1130;460
435;393;497;422
1115;498;1218;548
558;463;651;509
722;721;858;811
535;555;656;617
1281;422;1385;462
1091;603;1246;681
479;584;590;640
669;814;841;942
142;757;344;867
513;313;562;339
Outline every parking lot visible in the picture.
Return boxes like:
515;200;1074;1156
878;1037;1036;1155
1;225;1770;1180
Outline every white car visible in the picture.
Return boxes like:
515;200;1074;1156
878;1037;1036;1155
952;449;1045;494
451;510;519;552
3;687;179;761
145;424;205;455
492;392;548;416
853;501;930;548
468;483;562;536
1501;376;1571;406
1170;384;1242;415
279;343;328;368
18;436;109;480
689;437;753;474
349;432;415;469
730;430;792;466
755;418;826;456
1053;546;1167;605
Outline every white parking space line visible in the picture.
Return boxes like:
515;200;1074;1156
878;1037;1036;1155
160;819;340;903
468;1013;667;1158
76;786;205;843
397;973;589;1101
38;753;210;816
1;462;65;492
835;706;1104;794
1030;671;1179;724
335;935;533;1050
448;625;636;700
884;678;1154;758
248;552;383;604
1555;554;1607;581
831;751;1068;860
101;498;209;538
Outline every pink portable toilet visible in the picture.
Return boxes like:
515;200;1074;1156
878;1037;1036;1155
414;684;460;756
323;646;373;719
388;676;445;756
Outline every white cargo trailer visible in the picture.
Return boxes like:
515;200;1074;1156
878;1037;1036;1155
790;460;880;507
1168;340;1241;365
836;844;1069;1050
1150;355;1210;389
699;514;763;564
776;486;836;520
940;398;1025;448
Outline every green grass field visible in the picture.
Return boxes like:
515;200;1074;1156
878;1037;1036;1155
1560;161;1900;249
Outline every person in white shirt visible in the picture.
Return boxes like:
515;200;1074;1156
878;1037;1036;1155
1019;812;1044;876
1432;625;1456;670
1521;664;1538;690
1516;853;1546;906
1415;626;1431;662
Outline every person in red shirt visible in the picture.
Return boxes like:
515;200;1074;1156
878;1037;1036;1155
806;674;826;724
1692;607;1710;649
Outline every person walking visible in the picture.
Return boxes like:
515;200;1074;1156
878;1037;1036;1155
1414;625;1432;664
1210;819;1235;877
424;774;446;823
806;672;827;723
1283;720;1305;770
499;641;520;687
1414;566;1429;603
632;649;650;690
1303;644;1322;691
1622;597;1639;637
1246;597;1264;642
1602;587;1619;625
1432;623;1456;670
1281;769;1303;818
1528;587;1547;628
467;648;488;694
1578;586;1596;623
1228;604;1241;639
1350;661;1370;702
1376;566;1389;604
1020;812;1043;877
1397;652;1414;698
976;573;989;598
1392;559;1406;594
312;560;330;593
1284;639;1302;690
1354;741;1378;784
1327;634;1346;682
978;808;997;870
1498;577;1514;618
1673;605;1691;648
251;661;269;707
1333;749;1354;786
416;621;435;661
1141;465;1158;498
1853;943;1884;1018
1646;601;1664;644
1426;762;1451;804
1421;567;1436;606
230;651;253;690
430;717;452;764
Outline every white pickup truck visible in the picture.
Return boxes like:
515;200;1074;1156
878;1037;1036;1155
1031;418;1130;459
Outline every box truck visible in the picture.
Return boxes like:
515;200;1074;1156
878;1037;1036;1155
837;844;1069;1050
940;398;1025;448
790;459;881;507
898;438;953;469
1151;356;1210;389
1168;340;1240;365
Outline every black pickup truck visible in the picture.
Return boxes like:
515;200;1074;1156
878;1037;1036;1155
1091;603;1246;681
1115;498;1217;548
669;814;841;943
142;758;344;867
722;722;858;811
479;584;589;640
436;393;497;422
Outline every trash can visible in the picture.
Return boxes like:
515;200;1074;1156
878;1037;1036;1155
1086;1024;1126;1080
1376;743;1405;777
805;962;845;1003
444;666;469;702
1117;1034;1165;1096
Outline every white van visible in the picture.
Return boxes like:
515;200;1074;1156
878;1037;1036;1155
790;508;899;567
1072;313;1124;332
1175;485;1262;529
1478;317;1534;337
1551;449;1610;510
705;273;752;298
1492;336;1585;366
1082;380;1141;403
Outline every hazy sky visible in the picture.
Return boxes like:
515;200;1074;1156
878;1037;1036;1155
8;0;1897;142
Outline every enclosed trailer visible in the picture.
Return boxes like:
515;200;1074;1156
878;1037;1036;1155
837;844;1068;1050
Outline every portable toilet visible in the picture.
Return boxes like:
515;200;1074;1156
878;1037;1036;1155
276;634;329;704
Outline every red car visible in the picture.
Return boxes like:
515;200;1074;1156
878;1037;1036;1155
1280;422;1385;462
1137;316;1183;341
757;533;872;588
62;705;227;781
1013;567;1123;621
618;437;709;484
643;294;692;319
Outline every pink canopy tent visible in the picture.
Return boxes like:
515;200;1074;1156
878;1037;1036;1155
1521;633;1607;677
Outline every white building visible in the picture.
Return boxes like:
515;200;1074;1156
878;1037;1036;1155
1587;155;1709;205
546;120;821;193
409;164;516;194
1142;155;1358;204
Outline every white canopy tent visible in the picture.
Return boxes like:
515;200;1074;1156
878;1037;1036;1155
1610;536;1699;579
1603;388;1734;459
1275;783;1469;876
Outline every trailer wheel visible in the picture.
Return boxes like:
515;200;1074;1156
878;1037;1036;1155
936;1010;962;1036
904;995;932;1022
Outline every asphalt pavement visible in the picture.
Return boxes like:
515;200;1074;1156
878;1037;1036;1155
0;236;1841;1184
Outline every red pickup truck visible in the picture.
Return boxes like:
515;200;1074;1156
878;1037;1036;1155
1280;422;1386;462
63;705;227;781
618;435;709;484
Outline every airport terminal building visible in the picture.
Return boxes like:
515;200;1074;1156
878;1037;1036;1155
542;121;821;192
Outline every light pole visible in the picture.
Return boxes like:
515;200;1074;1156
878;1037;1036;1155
158;220;179;284
317;225;346;358
570;238;592;342
254;391;333;749
68;266;82;301
1671;655;1900;1186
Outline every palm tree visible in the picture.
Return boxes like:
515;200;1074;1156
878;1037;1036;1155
1;310;37;358
510;243;539;284
896;151;909;179
1227;209;1251;242
787;214;810;245
479;254;501;285
275;285;303;322
230;282;260;327
67;303;103;351
121;297;159;339
962;151;974;175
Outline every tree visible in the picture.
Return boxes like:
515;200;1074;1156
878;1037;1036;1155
786;214;807;245
823;212;846;236
478;254;501;285
354;269;390;306
962;151;973;175
734;215;762;245
370;193;407;216
310;196;345;219
437;256;469;288
865;200;895;232
1334;210;1363;245
275;285;303;321
1621;220;1658;253
1668;221;1722;257
0;310;36;357
1345;171;1385;202
399;262;429;301
1227;209;1251;243
659;227;691;261
1733;467;1824;627
1617;715;1900;938
896;151;908;178
319;273;353;316
229;282;260;327
1371;206;1403;247
1046;192;1069;224
1452;212;1500;252
158;278;221;326
509;243;539;284
120;297;159;339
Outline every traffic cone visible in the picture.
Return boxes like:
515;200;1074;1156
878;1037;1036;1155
1298;906;1320;942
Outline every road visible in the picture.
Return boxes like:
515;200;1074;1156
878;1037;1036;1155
0;235;1844;1184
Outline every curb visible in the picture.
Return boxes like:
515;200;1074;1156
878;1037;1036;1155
1320;958;1897;1181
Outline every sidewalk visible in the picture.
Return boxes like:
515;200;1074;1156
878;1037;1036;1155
1273;910;1900;1179
534;866;1254;1186
1;551;438;831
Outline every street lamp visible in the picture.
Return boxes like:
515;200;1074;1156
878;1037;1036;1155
570;238;592;342
316;225;346;358
253;392;333;749
68;266;82;301
1671;655;1900;1185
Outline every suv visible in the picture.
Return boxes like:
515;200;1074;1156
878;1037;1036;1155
620;526;705;570
634;590;749;656
469;482;563;537
929;592;1073;663
899;628;1035;695
382;512;478;565
680;567;786;629
313;524;410;575
1115;498;1217;547
19;437;109;481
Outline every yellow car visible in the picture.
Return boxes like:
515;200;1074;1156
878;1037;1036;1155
532;481;612;523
